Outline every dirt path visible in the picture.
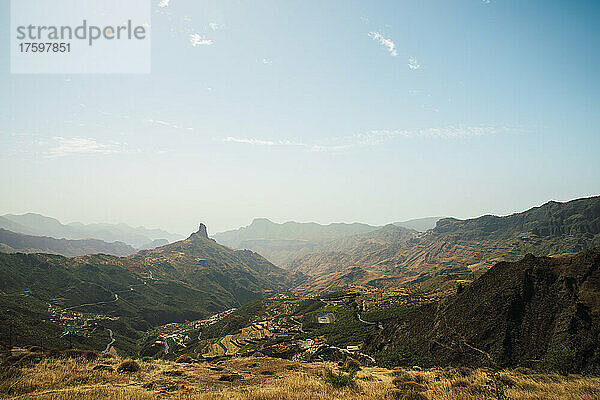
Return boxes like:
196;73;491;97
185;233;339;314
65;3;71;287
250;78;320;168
102;329;115;353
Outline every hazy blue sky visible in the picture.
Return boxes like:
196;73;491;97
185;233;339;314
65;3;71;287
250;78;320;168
1;0;599;235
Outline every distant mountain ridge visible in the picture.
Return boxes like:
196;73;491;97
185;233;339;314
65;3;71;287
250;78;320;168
0;228;136;257
215;218;381;247
0;213;184;248
213;218;382;268
292;196;600;293
213;217;441;269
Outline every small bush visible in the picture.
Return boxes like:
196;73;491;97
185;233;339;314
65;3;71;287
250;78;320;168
342;358;361;372
218;373;242;382
176;354;194;363
117;360;140;373
400;391;428;400
545;344;577;374
323;368;356;389
259;370;275;375
163;370;184;377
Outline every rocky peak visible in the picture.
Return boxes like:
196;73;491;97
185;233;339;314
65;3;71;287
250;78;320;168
196;223;208;239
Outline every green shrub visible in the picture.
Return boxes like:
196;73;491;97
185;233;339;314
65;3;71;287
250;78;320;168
342;358;361;372
323;368;356;389
545;344;576;374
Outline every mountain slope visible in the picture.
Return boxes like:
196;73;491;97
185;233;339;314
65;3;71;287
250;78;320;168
0;228;136;257
292;196;600;292
367;248;600;372
130;224;303;305
0;224;298;354
213;218;381;268
0;213;183;248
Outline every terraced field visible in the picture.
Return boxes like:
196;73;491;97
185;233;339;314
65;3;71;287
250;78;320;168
202;321;272;358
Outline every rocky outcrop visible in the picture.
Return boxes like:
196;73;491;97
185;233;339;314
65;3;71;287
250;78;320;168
197;223;208;239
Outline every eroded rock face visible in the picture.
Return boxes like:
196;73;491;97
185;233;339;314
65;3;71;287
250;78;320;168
197;223;208;239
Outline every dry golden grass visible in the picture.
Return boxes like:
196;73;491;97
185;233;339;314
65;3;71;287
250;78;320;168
2;350;600;400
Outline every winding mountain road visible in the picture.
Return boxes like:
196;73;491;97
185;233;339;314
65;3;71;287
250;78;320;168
290;316;304;333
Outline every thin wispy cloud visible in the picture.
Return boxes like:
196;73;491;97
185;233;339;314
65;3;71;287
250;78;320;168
45;137;126;158
225;137;275;146
189;34;213;47
368;31;398;56
224;137;310;147
158;0;170;8
222;126;510;152
147;119;194;131
408;57;421;70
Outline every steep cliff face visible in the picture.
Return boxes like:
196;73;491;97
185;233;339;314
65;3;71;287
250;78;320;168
368;249;600;371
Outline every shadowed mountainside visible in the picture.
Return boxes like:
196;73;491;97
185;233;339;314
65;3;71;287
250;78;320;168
367;248;600;371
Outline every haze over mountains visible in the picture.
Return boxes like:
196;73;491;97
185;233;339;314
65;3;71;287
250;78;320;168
212;217;440;269
0;228;136;257
0;213;184;249
292;196;600;293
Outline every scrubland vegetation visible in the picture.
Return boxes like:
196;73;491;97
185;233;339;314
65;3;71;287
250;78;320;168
2;347;600;400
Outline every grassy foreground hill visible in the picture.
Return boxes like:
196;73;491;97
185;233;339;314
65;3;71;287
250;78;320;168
0;225;298;355
2;350;600;400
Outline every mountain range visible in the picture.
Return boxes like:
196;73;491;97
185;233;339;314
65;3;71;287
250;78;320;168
0;213;184;249
0;228;136;257
0;224;300;354
213;217;440;269
292;196;600;293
